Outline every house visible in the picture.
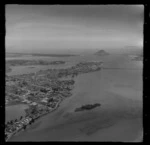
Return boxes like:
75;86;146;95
31;102;37;106
91;65;98;70
22;99;31;104
41;98;48;103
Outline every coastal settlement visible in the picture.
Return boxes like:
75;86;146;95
5;61;103;141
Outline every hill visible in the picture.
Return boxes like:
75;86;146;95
94;50;109;56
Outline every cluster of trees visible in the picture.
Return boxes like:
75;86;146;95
40;88;48;93
6;114;36;131
75;103;101;112
22;117;35;130
52;87;59;93
6;116;23;127
19;80;28;87
25;106;38;116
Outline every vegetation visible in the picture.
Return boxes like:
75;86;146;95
75;103;101;112
6;65;12;73
20;116;23;120
94;50;109;56
23;124;26;130
6;52;77;57
6;59;66;66
5;60;103;141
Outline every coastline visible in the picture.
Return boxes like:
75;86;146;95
6;54;143;142
6;96;63;142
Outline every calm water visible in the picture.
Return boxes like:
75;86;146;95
5;104;28;122
7;54;143;141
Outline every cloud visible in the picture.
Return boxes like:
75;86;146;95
6;5;143;52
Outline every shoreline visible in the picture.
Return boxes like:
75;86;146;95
6;61;103;141
5;55;142;141
6;96;63;142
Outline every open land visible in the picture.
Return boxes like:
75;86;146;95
6;59;66;74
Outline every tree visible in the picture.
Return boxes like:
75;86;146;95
53;87;58;93
10;120;13;124
29;121;32;125
40;88;47;93
23;124;26;130
75;72;78;77
20;116;23;120
71;74;74;78
5;134;8;139
32;118;35;123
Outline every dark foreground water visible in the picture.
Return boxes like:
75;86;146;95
8;54;143;142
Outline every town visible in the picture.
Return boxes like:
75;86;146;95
5;61;103;141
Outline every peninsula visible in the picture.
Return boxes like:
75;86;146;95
6;60;66;67
5;61;102;141
6;52;77;57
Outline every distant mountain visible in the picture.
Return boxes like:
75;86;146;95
94;50;109;56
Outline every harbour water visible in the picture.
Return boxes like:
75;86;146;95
6;104;29;122
6;54;143;142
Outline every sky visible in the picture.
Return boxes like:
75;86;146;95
6;5;144;54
